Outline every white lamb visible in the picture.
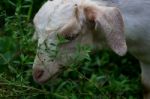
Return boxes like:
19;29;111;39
32;0;150;98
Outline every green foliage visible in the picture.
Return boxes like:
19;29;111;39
0;0;142;99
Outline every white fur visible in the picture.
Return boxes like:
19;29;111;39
33;0;103;44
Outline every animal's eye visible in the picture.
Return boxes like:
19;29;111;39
64;33;79;40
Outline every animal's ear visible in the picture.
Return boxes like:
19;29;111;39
84;6;127;56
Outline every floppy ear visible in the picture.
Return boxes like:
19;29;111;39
84;6;127;56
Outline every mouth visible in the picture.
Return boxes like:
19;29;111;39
33;68;63;84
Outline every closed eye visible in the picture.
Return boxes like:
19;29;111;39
64;33;79;40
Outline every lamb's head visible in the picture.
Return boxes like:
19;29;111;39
32;0;127;84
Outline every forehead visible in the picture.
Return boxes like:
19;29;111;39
48;3;76;30
34;0;78;32
33;0;81;44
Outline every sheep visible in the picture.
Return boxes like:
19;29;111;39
32;0;150;98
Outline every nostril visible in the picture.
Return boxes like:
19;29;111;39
33;68;44;80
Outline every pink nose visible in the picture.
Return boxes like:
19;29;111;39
33;67;44;81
